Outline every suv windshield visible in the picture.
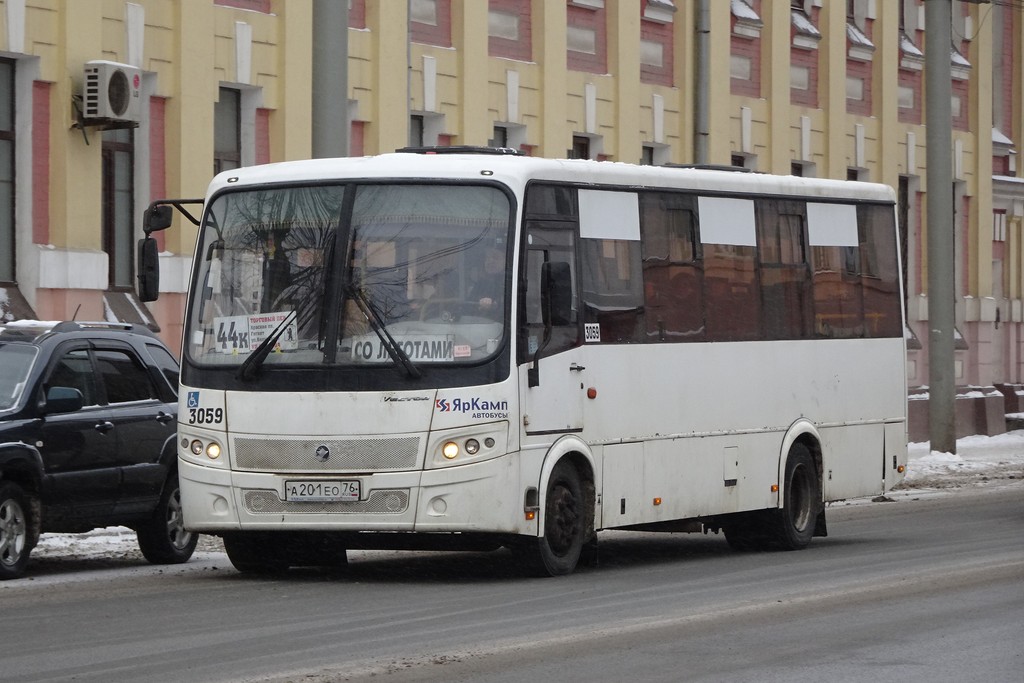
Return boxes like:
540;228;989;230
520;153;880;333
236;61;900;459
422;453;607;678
186;183;512;373
0;344;39;411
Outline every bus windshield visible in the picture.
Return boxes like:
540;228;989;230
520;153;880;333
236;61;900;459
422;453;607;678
185;183;513;373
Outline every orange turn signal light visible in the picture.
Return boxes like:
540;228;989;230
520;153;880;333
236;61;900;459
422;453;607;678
771;484;780;493
897;465;905;473
653;497;662;506
525;511;536;521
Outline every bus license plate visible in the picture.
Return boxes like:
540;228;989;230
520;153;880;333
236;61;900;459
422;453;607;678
284;480;360;502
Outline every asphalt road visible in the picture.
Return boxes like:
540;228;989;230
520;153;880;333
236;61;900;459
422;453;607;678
2;486;1021;683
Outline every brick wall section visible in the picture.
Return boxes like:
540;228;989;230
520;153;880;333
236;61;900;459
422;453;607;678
32;81;49;245
349;0;366;30
640;16;673;87
730;16;760;98
410;0;451;48
149;97;167;251
488;0;531;61
898;69;921;125
846;58;871;116
351;121;364;157
567;3;607;74
952;78;969;131
255;108;270;165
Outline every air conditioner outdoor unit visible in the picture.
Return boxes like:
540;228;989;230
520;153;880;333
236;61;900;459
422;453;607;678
82;60;141;123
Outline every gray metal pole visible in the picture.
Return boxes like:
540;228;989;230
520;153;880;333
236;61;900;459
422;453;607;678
925;0;956;453
311;0;349;158
694;0;710;165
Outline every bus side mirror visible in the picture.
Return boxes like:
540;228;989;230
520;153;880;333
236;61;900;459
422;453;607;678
137;236;160;302
144;204;173;234
542;261;572;327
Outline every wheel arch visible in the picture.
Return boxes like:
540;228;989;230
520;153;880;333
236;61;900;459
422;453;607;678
777;420;823;510
536;435;596;538
0;443;45;494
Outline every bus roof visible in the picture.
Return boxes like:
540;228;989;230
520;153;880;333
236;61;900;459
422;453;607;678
207;153;897;204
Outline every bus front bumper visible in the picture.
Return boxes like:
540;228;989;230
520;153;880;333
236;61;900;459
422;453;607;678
177;455;528;536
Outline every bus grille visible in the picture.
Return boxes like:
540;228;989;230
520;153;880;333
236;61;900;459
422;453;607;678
232;436;419;472
243;489;411;514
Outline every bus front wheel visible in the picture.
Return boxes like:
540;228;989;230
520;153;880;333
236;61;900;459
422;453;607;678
516;460;588;576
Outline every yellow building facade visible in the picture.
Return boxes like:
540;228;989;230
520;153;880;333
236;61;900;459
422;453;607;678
0;0;1022;427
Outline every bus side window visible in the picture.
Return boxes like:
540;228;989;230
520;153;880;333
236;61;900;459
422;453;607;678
640;192;705;342
580;238;644;343
519;224;579;363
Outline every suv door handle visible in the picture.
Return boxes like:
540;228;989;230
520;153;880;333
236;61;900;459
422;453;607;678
94;421;115;434
155;411;174;425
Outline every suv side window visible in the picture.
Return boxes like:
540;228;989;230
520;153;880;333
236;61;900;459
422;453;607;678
95;349;157;404
47;348;99;406
145;342;180;396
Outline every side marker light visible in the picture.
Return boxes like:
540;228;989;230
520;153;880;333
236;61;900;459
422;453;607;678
771;484;780;493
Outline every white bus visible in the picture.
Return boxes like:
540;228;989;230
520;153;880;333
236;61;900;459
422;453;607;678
139;149;907;576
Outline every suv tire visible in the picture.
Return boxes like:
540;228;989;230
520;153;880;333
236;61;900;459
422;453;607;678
136;473;198;564
0;481;32;580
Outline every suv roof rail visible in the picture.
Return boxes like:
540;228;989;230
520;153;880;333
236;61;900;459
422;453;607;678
396;145;524;156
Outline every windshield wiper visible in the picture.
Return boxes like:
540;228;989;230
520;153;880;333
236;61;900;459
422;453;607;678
346;285;422;379
235;310;297;381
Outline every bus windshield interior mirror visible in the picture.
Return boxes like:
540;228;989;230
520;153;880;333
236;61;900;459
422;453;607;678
136;236;160;302
529;260;572;387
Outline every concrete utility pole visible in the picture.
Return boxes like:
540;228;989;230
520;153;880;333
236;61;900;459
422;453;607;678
311;0;349;158
925;0;956;454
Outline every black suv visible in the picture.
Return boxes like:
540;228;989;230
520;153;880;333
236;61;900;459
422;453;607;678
0;321;196;579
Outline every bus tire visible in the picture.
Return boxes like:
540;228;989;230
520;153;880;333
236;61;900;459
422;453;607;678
764;443;820;550
0;481;32;580
223;532;290;574
516;460;587;577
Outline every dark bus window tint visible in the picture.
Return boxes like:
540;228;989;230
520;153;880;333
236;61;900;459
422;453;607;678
95;349;157;403
524;184;577;219
859;204;903;337
812;245;865;338
704;243;760;341
757;200;811;340
519;222;580;362
640;192;704;342
581;238;644;343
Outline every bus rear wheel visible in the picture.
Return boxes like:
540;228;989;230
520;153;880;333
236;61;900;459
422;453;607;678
516;460;588;577
724;444;820;551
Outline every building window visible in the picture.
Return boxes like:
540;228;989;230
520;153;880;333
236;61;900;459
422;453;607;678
567;2;607;74
214;87;240;175
0;59;14;283
640;3;674;87
410;0;452;48
102;129;135;290
410;115;425;147
489;0;531;61
570;136;590;160
730;0;762;97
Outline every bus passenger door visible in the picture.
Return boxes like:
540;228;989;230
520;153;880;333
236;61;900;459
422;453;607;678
518;222;584;434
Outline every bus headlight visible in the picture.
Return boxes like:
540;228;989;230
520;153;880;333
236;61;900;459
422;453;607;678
429;426;508;468
189;438;222;459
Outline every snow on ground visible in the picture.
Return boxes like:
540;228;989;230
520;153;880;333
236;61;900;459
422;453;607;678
25;431;1024;566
